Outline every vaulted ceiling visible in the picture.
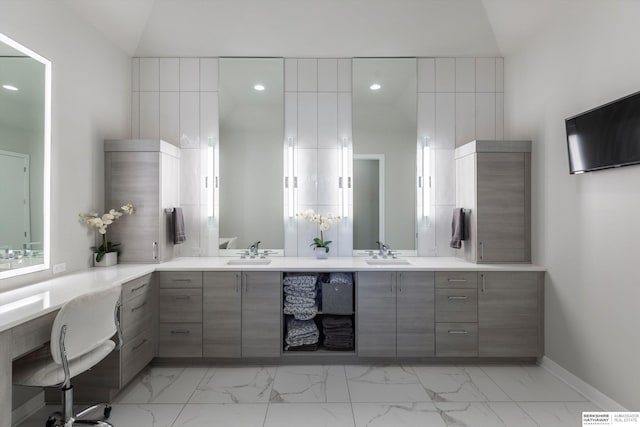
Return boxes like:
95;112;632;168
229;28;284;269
59;0;574;57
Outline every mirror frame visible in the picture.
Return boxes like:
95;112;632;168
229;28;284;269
0;33;51;279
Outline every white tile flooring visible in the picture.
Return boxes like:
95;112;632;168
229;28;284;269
18;364;602;427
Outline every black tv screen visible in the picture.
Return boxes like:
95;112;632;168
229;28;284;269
566;90;640;174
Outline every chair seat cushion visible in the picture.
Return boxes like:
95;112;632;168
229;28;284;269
13;340;115;387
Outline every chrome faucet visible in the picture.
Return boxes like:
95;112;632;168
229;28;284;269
248;240;261;257
375;241;391;257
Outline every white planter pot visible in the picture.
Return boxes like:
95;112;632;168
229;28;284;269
94;252;117;267
314;247;329;259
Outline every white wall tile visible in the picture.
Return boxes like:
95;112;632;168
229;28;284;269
317;148;338;206
297;93;317;148
435;93;455;149
296;149;317;206
285;92;297;140
180;149;201;205
139;91;159;139
160;91;180;144
496;57;504;92
298;58;318;92
455;93;475;147
418;93;435;141
180;58;200;91
139;58;159;91
435;149;455;205
318;92;338;149
338;58;352;92
417;209;436;256
418;58;436;92
435;58;455;92
496;93;504;140
200;58;219;91
284;216;298;256
285;58;298;92
178;204;201;256
338;93;352;141
180;92;200;148
132;58;140;91
318;59;338;92
159;58;179;91
200;92;219;146
131;91;139;138
199;204;217;256
476;58;496;92
476;92;496;140
338;216;353;256
435;205;456;256
455;58;475;92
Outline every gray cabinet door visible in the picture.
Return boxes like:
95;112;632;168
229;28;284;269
357;272;396;357
476;152;530;263
203;272;241;358
478;272;542;357
397;272;435;357
241;272;281;357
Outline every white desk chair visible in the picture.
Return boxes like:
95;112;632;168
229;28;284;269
13;286;122;427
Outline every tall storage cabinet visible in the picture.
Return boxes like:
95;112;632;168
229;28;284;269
455;140;531;263
104;139;180;263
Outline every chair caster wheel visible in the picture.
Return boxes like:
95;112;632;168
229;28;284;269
104;405;112;419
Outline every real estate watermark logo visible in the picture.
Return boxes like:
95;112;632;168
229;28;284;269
583;412;640;426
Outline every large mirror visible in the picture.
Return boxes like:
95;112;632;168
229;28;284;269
352;58;417;251
0;34;50;278
218;58;284;252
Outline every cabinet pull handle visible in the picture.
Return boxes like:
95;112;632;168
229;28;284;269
448;330;468;335
153;242;158;260
481;274;486;292
447;279;467;283
448;296;468;301
174;295;191;300
399;274;402;293
173;279;192;283
170;329;190;335
130;283;148;293
132;338;148;351
131;301;148;311
479;241;484;260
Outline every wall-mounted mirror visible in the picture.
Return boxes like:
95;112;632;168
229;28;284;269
218;58;284;252
0;34;50;278
352;58;417;251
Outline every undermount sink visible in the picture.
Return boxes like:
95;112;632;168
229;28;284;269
365;258;411;265
226;258;272;265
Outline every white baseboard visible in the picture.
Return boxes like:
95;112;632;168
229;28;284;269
11;391;45;426
538;356;627;411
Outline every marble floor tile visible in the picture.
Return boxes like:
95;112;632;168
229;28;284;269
412;365;510;402
106;404;184;427
433;402;538;427
115;367;207;404
345;365;430;403
519;401;603;427
264;403;355;427
189;366;276;403
270;365;349;403
352;402;446;427
171;403;268;427
480;365;588;402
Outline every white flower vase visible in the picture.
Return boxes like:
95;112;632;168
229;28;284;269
314;247;329;259
94;252;117;267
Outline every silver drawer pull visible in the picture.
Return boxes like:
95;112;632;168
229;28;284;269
132;339;148;351
173;279;192;282
448;330;469;335
130;283;148;293
170;329;191;335
448;296;468;301
447;279;467;282
174;295;191;300
131;301;148;311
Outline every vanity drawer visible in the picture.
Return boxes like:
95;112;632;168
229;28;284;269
159;271;203;289
121;291;153;341
121;327;154;386
121;273;153;303
159;288;203;323
158;323;203;357
436;323;478;357
435;271;478;289
435;289;478;323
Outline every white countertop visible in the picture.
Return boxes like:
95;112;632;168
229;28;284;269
0;257;545;333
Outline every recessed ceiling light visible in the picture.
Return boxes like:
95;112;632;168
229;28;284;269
369;83;381;91
254;84;265;91
2;84;18;91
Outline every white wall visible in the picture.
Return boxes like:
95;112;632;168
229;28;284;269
0;0;131;291
504;1;640;410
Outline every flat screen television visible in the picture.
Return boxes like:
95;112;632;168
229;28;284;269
565;90;640;174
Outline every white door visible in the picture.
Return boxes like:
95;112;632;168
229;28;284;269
0;150;30;249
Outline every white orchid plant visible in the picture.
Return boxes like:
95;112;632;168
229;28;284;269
79;203;135;262
298;209;340;253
